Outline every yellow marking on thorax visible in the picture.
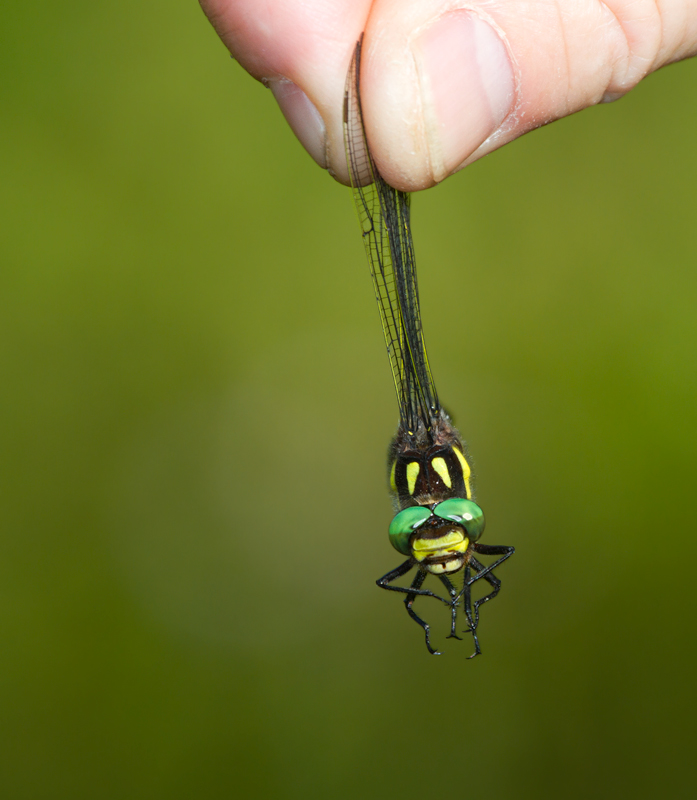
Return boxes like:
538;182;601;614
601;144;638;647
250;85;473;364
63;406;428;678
406;461;420;495
453;447;472;498
430;457;452;488
389;460;397;492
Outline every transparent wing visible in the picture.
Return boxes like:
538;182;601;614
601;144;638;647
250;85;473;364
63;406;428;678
343;37;439;436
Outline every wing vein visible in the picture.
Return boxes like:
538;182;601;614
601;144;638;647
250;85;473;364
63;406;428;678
343;37;440;437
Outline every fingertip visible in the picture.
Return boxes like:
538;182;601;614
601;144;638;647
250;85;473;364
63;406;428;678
269;79;328;169
199;0;370;183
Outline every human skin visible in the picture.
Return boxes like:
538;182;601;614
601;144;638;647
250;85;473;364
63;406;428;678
199;0;697;191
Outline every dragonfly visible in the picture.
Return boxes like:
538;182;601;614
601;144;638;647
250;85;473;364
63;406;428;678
343;36;514;657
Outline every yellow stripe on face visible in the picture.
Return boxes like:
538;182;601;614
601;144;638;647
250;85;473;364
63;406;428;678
453;447;472;498
406;461;420;495
412;531;469;562
430;457;452;488
389;460;397;492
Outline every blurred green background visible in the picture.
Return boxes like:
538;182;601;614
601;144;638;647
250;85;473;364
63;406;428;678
2;2;697;798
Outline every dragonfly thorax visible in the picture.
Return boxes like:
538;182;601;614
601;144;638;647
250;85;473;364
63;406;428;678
389;442;473;507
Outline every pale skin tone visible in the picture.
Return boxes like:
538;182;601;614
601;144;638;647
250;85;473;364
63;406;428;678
200;0;697;191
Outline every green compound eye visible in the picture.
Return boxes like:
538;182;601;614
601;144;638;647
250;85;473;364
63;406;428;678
434;498;486;541
388;506;432;555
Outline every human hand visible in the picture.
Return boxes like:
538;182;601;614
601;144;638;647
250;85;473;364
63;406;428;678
199;0;697;191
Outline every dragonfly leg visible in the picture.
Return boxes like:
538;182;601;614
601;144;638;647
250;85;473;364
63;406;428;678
376;559;449;603
467;555;502;630
461;564;481;659
405;569;441;655
473;543;516;562
438;574;462;640
454;545;514;607
450;545;514;657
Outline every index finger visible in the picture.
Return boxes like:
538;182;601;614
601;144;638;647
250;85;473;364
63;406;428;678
200;0;371;183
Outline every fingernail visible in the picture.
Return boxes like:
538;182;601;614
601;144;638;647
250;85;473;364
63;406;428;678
269;79;327;168
413;11;514;182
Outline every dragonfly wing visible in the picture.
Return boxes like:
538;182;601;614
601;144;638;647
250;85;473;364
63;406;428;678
343;37;439;436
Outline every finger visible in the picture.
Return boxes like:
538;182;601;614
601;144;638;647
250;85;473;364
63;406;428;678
360;0;697;190
199;0;371;180
201;0;697;190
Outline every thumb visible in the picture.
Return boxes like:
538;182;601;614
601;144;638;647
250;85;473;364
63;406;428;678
359;0;697;190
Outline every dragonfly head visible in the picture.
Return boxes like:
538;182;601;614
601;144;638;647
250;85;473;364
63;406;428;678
388;498;485;573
